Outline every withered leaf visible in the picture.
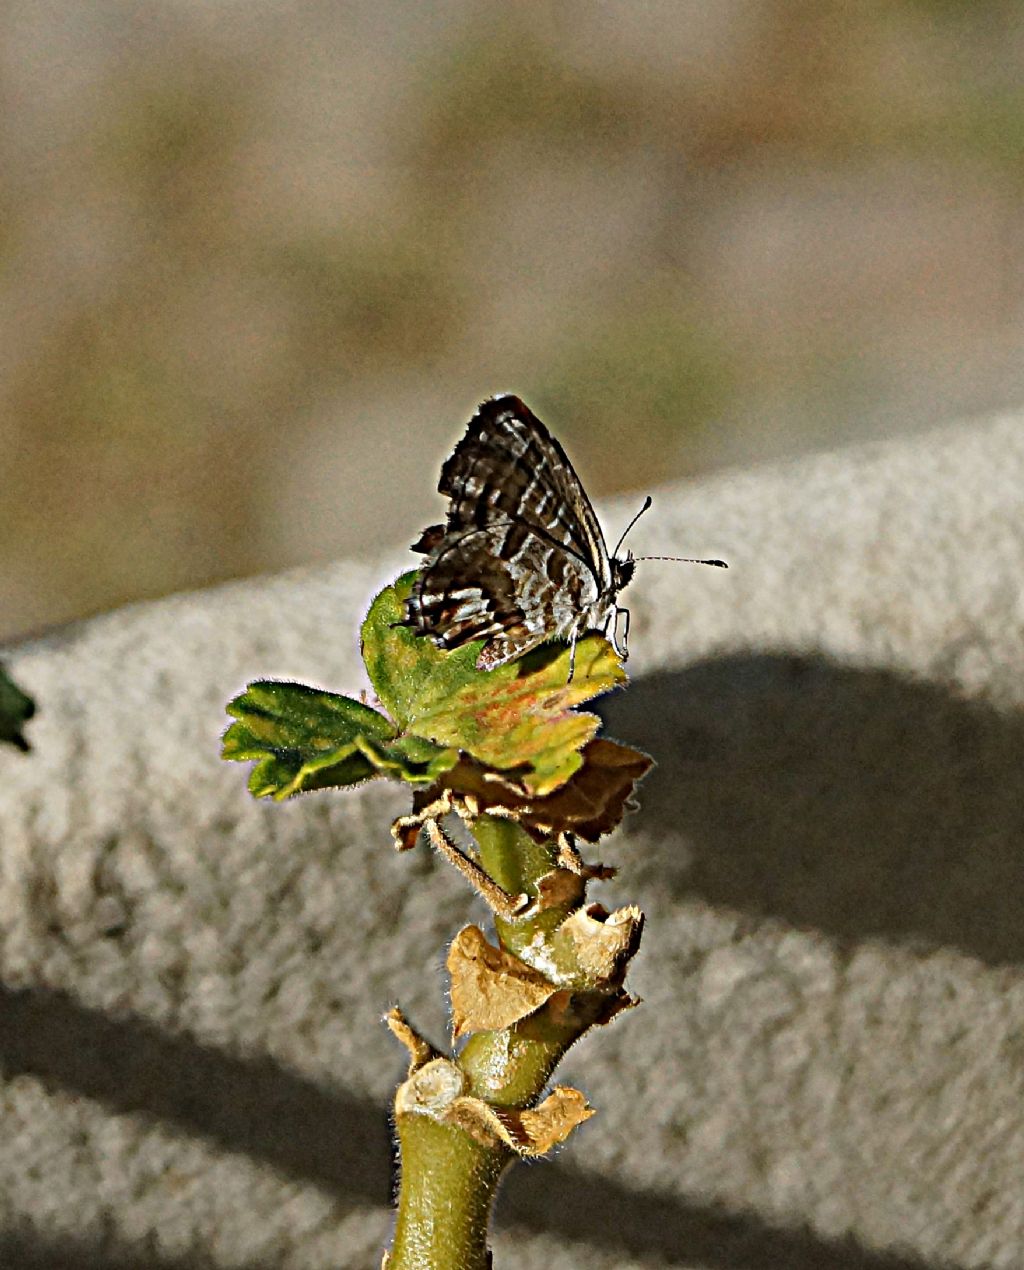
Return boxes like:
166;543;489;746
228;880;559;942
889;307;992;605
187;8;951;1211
555;903;645;985
447;1086;594;1155
384;1006;441;1072
447;926;557;1037
437;737;652;842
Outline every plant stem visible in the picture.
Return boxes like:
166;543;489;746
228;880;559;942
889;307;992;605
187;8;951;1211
387;814;629;1266
474;816;576;960
388;1115;509;1270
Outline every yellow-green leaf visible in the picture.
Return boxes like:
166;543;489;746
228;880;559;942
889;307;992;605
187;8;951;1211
361;571;484;730
361;574;626;795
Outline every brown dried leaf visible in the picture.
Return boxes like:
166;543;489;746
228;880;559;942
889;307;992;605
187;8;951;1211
444;1095;508;1148
534;869;587;912
448;926;557;1038
446;1086;594;1155
439;737;652;843
512;1085;595;1154
391;818;422;852
593;992;642;1028
559;904;645;984
384;1006;440;1072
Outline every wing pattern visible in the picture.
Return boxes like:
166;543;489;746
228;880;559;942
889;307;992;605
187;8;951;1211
401;395;621;670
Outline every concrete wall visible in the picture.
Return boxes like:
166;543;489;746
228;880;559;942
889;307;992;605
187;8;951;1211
1;414;1021;1268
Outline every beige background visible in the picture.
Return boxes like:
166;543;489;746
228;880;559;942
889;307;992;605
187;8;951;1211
4;1;1024;642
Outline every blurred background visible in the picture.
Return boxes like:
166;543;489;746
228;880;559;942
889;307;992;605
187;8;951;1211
3;1;1024;643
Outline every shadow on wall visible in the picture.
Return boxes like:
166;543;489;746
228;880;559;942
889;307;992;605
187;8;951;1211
0;983;946;1270
1;651;1011;1269
600;653;1024;969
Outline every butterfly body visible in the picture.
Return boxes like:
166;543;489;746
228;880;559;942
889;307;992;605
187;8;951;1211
401;395;635;671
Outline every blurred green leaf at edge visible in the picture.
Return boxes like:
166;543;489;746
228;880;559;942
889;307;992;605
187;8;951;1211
0;664;35;752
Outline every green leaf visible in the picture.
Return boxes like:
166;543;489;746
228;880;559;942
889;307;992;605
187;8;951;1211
0;664;35;752
361;574;626;796
361;571;483;730
355;732;460;784
223;679;456;799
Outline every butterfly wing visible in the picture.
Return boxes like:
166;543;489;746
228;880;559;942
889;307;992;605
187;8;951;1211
439;395;613;589
404;521;601;669
401;395;611;669
405;523;536;658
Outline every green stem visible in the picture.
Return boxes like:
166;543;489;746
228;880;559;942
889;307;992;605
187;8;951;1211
388;1115;509;1270
473;816;578;965
458;999;597;1106
472;814;553;898
387;814;629;1266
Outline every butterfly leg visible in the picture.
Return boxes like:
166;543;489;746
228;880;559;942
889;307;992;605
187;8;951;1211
611;605;631;661
567;632;578;683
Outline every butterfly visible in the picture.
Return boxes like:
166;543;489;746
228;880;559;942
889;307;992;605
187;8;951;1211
399;394;726;675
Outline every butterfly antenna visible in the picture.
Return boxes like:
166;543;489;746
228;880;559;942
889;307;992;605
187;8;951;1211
612;495;653;559
634;555;728;568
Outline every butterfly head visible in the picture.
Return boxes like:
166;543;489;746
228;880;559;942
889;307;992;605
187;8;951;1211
615;493;728;581
611;553;636;594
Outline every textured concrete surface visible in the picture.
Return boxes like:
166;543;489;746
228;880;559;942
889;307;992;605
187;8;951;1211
1;413;1023;1268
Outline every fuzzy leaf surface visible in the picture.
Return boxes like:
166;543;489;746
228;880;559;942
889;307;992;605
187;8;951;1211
223;679;456;798
362;573;625;795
